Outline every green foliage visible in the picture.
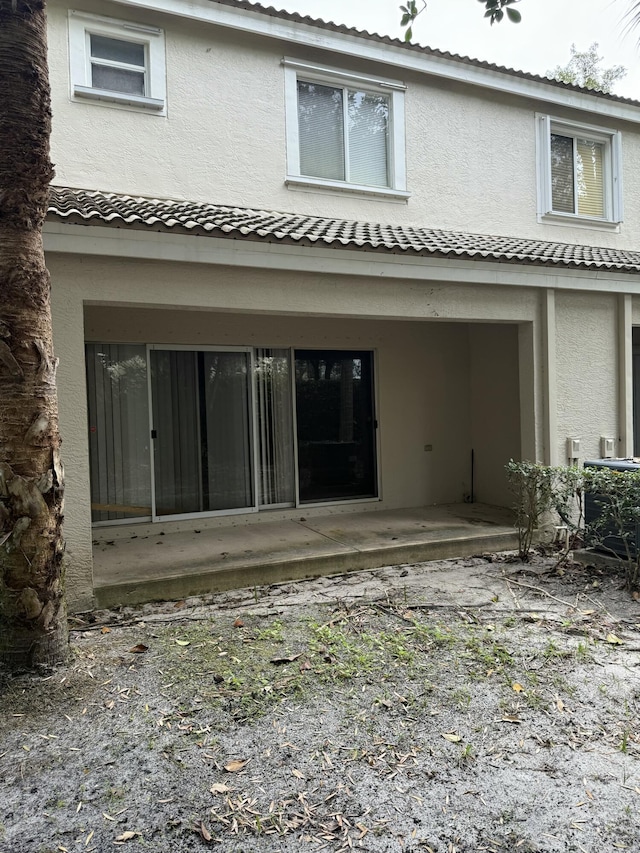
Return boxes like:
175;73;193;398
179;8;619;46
505;461;640;591
481;0;522;25
583;466;640;590
505;460;557;560
547;43;626;94
399;0;520;42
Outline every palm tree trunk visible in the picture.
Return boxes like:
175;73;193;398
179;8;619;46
0;0;68;669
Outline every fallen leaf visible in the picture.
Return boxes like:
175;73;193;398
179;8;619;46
606;633;624;645
224;759;249;772
233;618;244;628
174;600;186;609
175;639;190;647
441;732;462;743
292;768;304;779
556;697;565;712
100;626;111;634
270;653;302;665
115;831;140;842
299;659;312;671
500;715;521;724
199;821;212;842
128;644;148;654
210;783;231;794
512;682;524;693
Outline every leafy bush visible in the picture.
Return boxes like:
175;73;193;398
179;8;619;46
506;460;640;591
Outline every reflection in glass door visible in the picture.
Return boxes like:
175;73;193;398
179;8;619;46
294;350;377;503
150;349;253;518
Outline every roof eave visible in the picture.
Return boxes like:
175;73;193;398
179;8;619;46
106;0;640;123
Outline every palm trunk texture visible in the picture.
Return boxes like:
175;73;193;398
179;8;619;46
0;0;68;669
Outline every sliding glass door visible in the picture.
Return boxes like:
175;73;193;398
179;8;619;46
294;350;377;503
86;344;378;524
150;348;254;518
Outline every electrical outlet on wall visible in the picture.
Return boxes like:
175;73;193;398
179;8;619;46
566;437;581;459
600;436;615;458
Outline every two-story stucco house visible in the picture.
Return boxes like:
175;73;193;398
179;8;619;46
44;0;640;611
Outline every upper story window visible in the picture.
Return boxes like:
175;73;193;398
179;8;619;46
68;11;166;114
284;60;409;201
536;114;623;229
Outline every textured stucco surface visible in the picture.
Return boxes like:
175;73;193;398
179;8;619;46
469;324;521;506
47;0;640;248
554;290;619;464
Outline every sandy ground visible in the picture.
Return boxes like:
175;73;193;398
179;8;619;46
1;550;640;853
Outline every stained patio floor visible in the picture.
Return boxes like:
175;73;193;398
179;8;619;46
92;503;518;608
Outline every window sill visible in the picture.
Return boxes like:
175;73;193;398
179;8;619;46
73;84;165;112
286;175;411;203
538;211;621;233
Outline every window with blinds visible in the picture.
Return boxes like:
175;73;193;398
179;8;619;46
550;133;604;218
297;80;390;187
538;115;622;226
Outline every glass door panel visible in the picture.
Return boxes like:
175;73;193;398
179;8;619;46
256;348;295;506
202;352;253;511
150;350;201;515
150;348;253;517
294;350;377;503
86;344;151;522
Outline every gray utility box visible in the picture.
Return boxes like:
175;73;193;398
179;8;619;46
583;458;640;558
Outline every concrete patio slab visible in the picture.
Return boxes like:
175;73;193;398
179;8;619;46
92;503;517;608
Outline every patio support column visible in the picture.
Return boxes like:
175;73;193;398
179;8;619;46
50;263;95;612
542;289;557;466
517;321;536;462
618;293;633;458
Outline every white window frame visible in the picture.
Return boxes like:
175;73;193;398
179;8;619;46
68;11;166;114
535;113;623;230
283;59;410;201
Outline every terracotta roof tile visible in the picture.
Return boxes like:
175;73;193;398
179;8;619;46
47;186;640;273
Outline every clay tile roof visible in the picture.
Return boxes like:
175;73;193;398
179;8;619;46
208;0;640;107
47;186;640;273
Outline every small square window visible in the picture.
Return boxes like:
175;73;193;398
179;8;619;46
68;11;166;113
284;60;409;200
90;34;146;96
536;115;623;228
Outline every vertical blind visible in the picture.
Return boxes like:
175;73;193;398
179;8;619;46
576;138;604;218
255;349;295;505
298;80;390;187
86;344;151;522
550;133;604;218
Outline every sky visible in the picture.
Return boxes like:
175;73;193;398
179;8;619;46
270;0;640;100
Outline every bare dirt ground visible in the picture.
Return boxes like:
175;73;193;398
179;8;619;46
1;550;640;853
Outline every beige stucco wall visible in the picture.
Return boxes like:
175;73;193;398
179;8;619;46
469;324;522;506
554;290;619;463
47;0;640;249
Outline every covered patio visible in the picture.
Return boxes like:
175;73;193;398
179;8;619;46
92;502;517;608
